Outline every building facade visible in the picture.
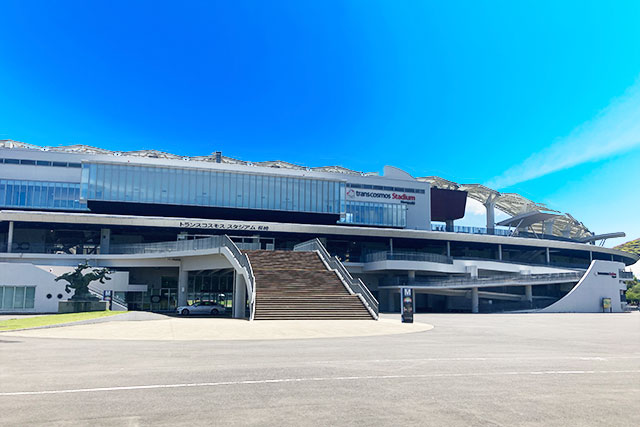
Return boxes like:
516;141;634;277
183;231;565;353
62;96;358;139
0;140;636;316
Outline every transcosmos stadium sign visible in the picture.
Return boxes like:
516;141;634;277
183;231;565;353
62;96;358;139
346;189;416;205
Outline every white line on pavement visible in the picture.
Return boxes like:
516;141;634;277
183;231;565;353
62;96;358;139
310;355;640;364
1;370;640;397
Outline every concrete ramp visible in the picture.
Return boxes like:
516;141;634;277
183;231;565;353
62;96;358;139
540;260;627;313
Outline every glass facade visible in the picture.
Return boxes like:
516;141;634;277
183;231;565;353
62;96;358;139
0;286;36;310
82;163;346;214
0;179;87;210
341;201;407;227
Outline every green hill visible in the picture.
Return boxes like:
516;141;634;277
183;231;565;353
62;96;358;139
614;238;640;256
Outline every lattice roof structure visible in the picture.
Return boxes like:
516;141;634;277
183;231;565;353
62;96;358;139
418;176;592;239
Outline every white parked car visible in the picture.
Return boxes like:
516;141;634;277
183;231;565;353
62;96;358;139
177;301;226;316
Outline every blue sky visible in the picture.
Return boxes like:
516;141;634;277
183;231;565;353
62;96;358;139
1;1;639;245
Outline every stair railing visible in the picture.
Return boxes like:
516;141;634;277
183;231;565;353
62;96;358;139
294;239;379;319
221;235;256;321
87;284;128;311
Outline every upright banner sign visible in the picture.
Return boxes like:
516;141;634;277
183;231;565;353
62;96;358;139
401;288;414;323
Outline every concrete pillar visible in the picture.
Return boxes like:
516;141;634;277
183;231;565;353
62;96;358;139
524;285;533;305
389;238;394;255
445;220;454;232
7;221;14;253
484;201;495;234
497;244;502;261
446;241;451;258
408;270;416;284
178;265;188;307
465;265;478;279
100;228;111;254
233;273;247;319
589;251;593;262
471;287;479;313
387;290;395;312
543;220;554;236
525;285;533;300
545;247;550;265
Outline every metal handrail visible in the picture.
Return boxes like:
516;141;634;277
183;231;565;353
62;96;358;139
294;239;379;319
221;235;256;320
87;284;128;310
619;270;635;280
364;251;454;265
110;236;224;254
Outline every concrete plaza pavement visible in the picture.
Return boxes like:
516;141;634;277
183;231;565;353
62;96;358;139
1;314;433;340
1;312;639;426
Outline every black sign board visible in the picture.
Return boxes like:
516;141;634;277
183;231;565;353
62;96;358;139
401;288;414;323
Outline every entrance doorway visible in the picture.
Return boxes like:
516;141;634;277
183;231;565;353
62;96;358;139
187;269;235;317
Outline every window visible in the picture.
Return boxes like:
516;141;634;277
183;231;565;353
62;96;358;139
0;179;87;211
0;286;36;310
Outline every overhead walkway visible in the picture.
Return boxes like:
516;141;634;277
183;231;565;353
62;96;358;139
381;271;583;291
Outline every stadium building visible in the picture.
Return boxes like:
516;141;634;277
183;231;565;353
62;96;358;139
0;140;636;319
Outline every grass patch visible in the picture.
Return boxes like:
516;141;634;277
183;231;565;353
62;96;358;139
0;311;124;331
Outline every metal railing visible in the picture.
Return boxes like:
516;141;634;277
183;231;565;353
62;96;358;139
221;235;256;320
87;285;128;310
429;224;578;242
364;250;454;265
619;270;635;280
110;236;225;254
294;238;379;319
383;271;584;289
431;224;512;236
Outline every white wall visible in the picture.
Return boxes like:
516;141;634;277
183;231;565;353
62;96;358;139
541;260;627;313
0;262;69;313
0;262;129;313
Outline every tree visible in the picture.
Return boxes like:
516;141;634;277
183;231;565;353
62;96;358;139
625;278;640;304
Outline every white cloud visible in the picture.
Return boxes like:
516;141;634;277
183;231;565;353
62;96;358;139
465;198;486;215
486;76;640;189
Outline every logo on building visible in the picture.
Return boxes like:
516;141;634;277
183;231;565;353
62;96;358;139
596;271;617;278
346;189;416;205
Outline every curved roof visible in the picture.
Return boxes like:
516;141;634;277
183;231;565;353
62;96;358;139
417;176;592;239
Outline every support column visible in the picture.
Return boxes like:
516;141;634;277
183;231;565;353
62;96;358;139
524;285;533;307
484;201;496;234
545;247;550;265
385;289;395;312
465;265;478;279
233;273;247;319
7;221;14;253
446;241;451;258
543;220;554;236
445;220;454;232
497;244;502;261
100;228;111;254
589;251;593;263
471;287;479;313
389;238;394;255
408;270;416;284
178;265;188;307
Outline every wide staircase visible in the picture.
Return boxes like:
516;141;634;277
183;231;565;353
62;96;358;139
244;250;374;320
